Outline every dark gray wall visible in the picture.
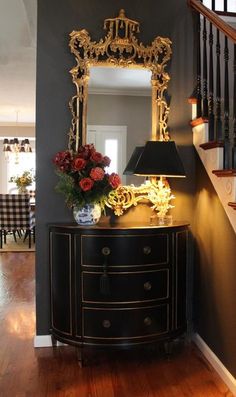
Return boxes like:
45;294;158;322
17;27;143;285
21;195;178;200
36;0;195;334
194;158;236;377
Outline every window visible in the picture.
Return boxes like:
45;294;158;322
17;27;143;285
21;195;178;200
7;152;36;192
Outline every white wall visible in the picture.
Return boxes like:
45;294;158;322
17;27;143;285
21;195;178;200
88;94;151;185
0;124;35;192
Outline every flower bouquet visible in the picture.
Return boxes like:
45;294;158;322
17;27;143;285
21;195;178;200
9;170;35;193
53;144;120;223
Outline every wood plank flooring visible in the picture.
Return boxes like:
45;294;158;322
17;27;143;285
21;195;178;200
0;252;234;397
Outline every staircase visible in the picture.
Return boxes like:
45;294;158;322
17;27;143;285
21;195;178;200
188;0;236;232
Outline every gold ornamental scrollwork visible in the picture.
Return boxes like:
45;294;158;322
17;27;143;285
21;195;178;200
105;180;174;217
68;9;172;150
68;10;173;217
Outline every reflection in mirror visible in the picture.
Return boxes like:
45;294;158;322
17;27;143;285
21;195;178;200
87;67;152;185
68;9;172;216
87;124;127;184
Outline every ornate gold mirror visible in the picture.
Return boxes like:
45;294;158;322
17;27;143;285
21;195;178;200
68;9;171;149
68;9;173;216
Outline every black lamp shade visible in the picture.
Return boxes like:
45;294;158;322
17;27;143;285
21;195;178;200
123;146;144;175
134;141;186;177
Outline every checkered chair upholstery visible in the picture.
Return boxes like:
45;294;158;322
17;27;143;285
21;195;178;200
0;194;35;248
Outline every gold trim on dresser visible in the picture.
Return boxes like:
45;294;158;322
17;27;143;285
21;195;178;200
81;268;170;304
80;233;169;267
82;304;170;340
50;232;73;336
49;224;188;359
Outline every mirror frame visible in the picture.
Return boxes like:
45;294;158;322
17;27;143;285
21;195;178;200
67;9;173;216
68;9;172;151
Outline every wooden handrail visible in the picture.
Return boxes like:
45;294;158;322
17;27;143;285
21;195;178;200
188;0;236;43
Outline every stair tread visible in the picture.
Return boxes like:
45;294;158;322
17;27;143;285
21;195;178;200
188;97;198;104
228;202;236;210
190;117;208;127
215;10;236;17
200;141;224;150
212;169;236;177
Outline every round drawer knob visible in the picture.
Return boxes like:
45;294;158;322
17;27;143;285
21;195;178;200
143;246;151;255
102;247;111;256
144;316;152;326
102;319;111;328
144;281;152;291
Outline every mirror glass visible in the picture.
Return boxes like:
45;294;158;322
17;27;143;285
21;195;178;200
87;66;152;184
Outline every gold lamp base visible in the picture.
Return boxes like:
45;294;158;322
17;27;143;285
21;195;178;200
150;213;173;226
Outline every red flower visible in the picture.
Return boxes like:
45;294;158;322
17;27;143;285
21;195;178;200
53;151;72;172
73;157;86;171
90;167;105;181
108;173;121;189
103;156;111;167
79;177;94;191
78;144;95;160
53;143;122;208
90;151;103;163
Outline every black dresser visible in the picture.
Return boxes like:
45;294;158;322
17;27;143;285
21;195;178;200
49;222;188;362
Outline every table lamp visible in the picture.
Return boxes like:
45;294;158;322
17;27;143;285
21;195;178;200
126;140;185;224
123;146;144;175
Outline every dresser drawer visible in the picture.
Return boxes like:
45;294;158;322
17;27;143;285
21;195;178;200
83;305;169;339
80;234;169;266
82;269;169;303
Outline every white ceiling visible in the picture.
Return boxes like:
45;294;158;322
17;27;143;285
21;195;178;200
89;67;152;96
0;0;37;124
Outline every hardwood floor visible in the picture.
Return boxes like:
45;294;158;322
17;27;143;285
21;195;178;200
0;252;234;397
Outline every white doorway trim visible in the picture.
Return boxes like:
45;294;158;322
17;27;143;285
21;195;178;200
87;125;127;184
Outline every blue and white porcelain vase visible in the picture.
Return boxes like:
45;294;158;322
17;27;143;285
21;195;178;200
73;203;101;226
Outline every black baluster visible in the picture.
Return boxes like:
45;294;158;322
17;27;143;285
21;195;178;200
212;0;215;11
224;36;230;169
196;13;202;118
215;29;222;141
232;44;236;169
208;23;214;140
224;0;227;12
202;17;208;118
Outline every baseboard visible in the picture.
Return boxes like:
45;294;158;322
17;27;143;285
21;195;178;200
193;333;236;396
34;334;67;348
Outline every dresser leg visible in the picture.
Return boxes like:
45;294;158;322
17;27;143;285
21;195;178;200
51;333;57;347
77;347;84;367
164;340;174;357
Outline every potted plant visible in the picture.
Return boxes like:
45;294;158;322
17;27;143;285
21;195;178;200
9;170;35;194
53;143;121;225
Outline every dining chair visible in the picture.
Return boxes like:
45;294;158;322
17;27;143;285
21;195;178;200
0;194;35;249
28;189;36;200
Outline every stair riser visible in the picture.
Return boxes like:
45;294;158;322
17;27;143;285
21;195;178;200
193;124;209;146
193;123;236;233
